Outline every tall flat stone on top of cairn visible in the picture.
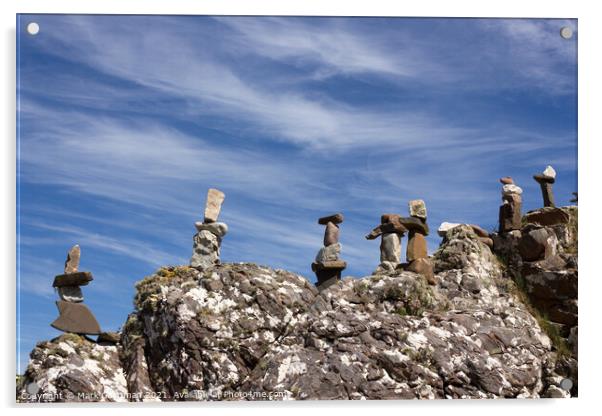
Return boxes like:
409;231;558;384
408;199;427;220
64;244;80;274
203;188;225;223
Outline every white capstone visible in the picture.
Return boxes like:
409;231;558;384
502;184;523;196
438;222;461;237
543;165;556;179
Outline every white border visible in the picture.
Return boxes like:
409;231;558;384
2;1;601;415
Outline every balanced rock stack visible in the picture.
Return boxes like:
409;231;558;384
498;176;523;233
190;188;228;270
404;200;435;284
533;165;556;208
366;213;407;272
50;245;101;335
312;213;346;289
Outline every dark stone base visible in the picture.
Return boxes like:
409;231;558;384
312;261;346;290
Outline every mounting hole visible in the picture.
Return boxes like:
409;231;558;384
560;26;573;40
560;378;573;391
26;22;40;35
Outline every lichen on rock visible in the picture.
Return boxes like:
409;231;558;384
17;210;577;401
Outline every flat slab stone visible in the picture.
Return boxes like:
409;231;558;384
524;207;569;226
318;213;344;225
53;271;93;288
194;221;228;237
64;245;80;274
399;216;429;236
408;199;427;220
51;301;101;335
312;261;347;271
97;331;121;344
203;188;225;223
499;176;514;185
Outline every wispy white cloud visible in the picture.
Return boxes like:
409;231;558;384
22;221;185;267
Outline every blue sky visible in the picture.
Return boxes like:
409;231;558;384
16;15;577;372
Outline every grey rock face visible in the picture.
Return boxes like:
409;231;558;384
17;334;128;402
19;209;577;401
315;242;341;263
190;230;221;269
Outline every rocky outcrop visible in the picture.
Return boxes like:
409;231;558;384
18;219;577;401
17;334;128;402
493;205;578;396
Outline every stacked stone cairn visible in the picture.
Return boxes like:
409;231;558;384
312;213;346;289
190;188;228;269
365;213;407;272
498;176;523;233
51;245;101;336
533;165;556;208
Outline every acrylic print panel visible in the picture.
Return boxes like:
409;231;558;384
16;15;578;402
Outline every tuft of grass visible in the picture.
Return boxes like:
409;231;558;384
507;277;571;357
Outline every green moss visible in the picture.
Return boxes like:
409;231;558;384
134;266;194;312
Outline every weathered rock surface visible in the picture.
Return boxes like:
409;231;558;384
408;199;427;220
203;188;225;223
17;334;127;402
194;221;228;237
493;206;577;395
316;242;342;263
64;245;80;274
190;230;221;269
19;217;577;400
380;232;401;263
324;222;340;246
